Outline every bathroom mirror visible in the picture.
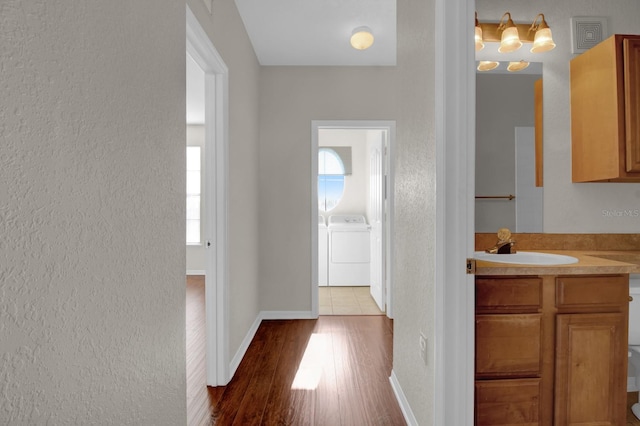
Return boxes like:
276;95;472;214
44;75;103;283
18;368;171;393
475;63;543;233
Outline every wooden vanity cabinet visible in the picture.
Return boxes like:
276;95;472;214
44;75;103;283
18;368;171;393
474;275;629;426
571;34;640;182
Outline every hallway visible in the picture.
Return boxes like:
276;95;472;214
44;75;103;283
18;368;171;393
186;276;404;425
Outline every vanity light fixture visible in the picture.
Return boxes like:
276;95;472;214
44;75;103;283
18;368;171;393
475;12;556;54
477;60;500;71
350;26;374;50
507;60;530;72
529;14;556;53
497;12;522;53
475;12;485;51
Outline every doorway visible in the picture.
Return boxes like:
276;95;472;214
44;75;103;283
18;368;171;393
186;6;229;387
311;120;395;318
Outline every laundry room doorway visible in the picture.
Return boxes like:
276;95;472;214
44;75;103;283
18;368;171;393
311;120;395;318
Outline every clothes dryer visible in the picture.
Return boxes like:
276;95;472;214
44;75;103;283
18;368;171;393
327;215;371;286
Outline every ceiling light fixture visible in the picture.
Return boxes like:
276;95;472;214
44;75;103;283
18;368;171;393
475;12;484;51
350;26;374;50
477;61;500;72
475;12;556;55
507;60;530;72
529;14;556;53
497;12;522;53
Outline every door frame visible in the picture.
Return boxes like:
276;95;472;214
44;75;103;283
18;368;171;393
433;0;475;424
186;6;230;386
311;120;395;318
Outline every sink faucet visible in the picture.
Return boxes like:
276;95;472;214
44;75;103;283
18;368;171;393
485;228;516;254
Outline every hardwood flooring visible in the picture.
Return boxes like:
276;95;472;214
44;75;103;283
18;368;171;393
186;276;404;425
186;276;640;425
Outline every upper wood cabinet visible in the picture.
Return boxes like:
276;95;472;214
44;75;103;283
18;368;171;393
571;34;640;182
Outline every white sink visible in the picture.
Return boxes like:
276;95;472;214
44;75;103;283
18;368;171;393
474;251;579;266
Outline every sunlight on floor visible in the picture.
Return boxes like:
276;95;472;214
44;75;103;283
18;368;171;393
291;333;330;390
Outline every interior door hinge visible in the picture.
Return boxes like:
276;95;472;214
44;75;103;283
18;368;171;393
466;258;476;274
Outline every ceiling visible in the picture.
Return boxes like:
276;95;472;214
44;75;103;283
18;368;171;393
234;0;397;66
187;0;397;124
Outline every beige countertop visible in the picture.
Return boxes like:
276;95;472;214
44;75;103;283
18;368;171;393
473;250;640;276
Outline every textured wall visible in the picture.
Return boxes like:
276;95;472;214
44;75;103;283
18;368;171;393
0;1;186;423
477;0;640;233
393;0;436;423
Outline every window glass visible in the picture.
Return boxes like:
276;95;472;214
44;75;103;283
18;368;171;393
186;146;201;244
318;148;345;212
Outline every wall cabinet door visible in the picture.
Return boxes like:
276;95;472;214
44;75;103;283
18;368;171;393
571;34;640;182
554;313;627;425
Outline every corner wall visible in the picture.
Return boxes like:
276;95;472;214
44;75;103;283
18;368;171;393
186;0;262;358
1;1;186;422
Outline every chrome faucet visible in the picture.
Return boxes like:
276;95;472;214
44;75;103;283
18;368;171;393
485;228;516;254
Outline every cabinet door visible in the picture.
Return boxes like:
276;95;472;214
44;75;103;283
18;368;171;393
475;379;541;426
624;37;640;172
554;313;627;425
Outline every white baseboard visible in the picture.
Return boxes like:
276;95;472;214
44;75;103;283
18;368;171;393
228;310;317;380
229;314;263;379
259;310;316;320
390;370;418;426
186;270;206;276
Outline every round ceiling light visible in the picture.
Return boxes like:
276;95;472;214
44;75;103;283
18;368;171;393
350;26;374;50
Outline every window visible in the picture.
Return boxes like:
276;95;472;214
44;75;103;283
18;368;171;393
318;148;345;212
186;146;201;244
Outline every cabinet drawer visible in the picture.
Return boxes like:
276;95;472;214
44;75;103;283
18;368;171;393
556;275;628;310
476;314;542;378
475;379;541;426
476;277;541;312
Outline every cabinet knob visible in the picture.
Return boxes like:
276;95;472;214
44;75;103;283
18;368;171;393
631;296;634;302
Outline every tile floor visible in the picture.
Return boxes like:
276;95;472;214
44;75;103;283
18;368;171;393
319;286;385;315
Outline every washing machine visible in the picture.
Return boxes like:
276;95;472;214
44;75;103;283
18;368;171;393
318;215;328;286
327;215;371;286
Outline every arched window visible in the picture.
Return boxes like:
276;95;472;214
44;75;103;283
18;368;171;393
318;148;345;212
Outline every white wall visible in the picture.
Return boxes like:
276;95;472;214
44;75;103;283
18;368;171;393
319;128;369;219
0;1;186;423
477;0;640;233
186;0;262;361
476;73;539;232
393;0;437;422
187;125;206;273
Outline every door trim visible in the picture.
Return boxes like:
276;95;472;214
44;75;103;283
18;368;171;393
311;120;395;318
433;0;475;424
186;6;230;386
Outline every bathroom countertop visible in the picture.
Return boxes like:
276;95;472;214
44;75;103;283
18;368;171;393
473;250;640;276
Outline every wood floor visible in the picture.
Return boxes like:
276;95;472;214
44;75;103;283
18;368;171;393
186;276;405;425
187;276;640;425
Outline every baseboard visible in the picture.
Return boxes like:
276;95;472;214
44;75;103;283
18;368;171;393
389;370;418;426
259;310;316;320
228;310;317;380
186;270;206;276
229;314;263;379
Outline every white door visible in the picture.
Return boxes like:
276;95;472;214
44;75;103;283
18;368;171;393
368;132;384;311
